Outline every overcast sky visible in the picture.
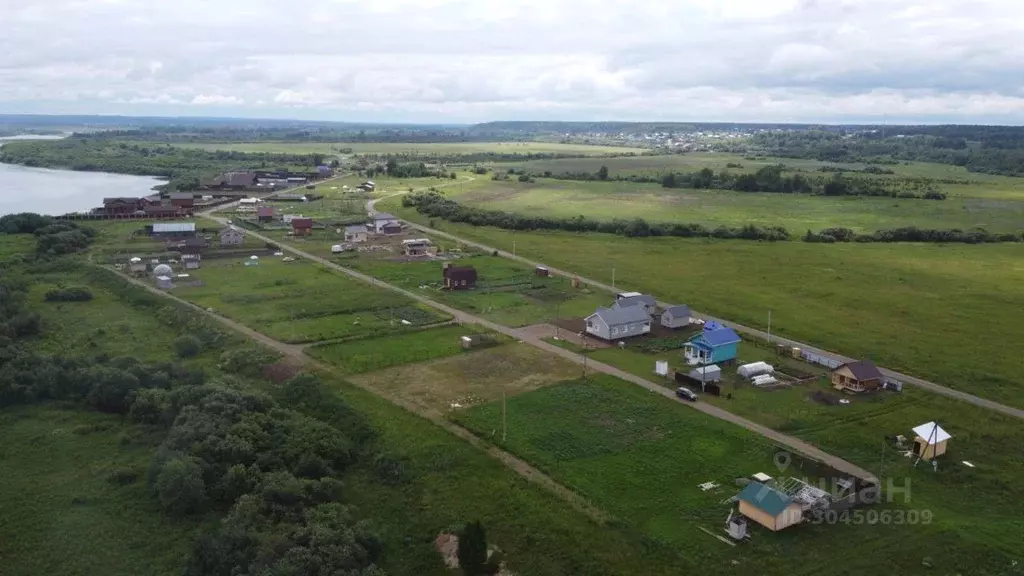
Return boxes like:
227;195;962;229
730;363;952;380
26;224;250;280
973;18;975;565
4;0;1024;124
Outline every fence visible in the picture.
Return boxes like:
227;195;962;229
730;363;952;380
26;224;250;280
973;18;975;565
801;350;842;369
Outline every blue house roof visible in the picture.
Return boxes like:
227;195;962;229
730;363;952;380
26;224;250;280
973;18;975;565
738;481;793;516
691;327;741;348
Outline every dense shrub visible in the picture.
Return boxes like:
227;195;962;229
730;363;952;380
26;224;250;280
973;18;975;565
44;286;94;302
174;335;202;358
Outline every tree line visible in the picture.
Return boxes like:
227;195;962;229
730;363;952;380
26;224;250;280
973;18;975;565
403;191;1022;245
0;139;329;191
0;213;96;257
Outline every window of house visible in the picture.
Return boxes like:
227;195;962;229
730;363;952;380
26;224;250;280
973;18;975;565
629;323;637;330
611;326;618;335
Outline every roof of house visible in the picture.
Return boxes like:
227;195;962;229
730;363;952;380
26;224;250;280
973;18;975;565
103;197;139;204
696;327;741;347
615;295;656;309
738;481;794;517
144;205;182;214
291;218;314;228
257;206;276;217
663;305;692;318
589;305;651;327
373;212;397;220
912;422;951;445
836;359;883;381
345;225;368;234
219;226;244;237
443;266;477;281
169;192;195;200
273;193;307;200
226;171;257;187
200;175;226;186
152;222;196;233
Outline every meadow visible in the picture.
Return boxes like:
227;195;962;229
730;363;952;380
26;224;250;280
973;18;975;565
382;207;1024;408
0;406;211;576
173;141;645;156
446;174;1024;233
172;257;448;343
453;375;1016;575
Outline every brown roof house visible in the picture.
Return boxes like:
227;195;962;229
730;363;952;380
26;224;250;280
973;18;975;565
291;217;314;236
257;206;277;223
219;226;245;247
831;360;884;393
169;192;195;209
225;171;257;190
442;262;476;290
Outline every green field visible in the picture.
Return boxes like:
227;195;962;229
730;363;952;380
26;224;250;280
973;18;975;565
0;406;209;576
445;175;1024;234
173;257;447;343
173;141;646;156
453;376;1016;575
382;207;1024;408
306;324;499;374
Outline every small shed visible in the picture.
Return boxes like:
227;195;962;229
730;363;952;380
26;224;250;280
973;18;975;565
344;225;368;243
535;266;550;277
688;364;721;383
443;263;477;290
737;481;803;532
381;222;403;235
684;327;741;365
291;218;314;236
129;257;147;276
151;222;196;237
460;334;493;349
912;421;951;460
402;238;436;256
155;275;173;290
660;305;692;329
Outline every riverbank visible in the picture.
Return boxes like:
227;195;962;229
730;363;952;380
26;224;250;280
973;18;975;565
0;162;164;216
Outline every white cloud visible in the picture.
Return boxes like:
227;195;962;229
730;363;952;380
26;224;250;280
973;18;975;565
1;0;1024;122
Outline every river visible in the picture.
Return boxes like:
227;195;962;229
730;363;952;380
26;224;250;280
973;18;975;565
0;136;164;216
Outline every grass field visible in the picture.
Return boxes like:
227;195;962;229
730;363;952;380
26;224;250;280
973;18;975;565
172;141;646;156
452;375;1016;575
445;175;1024;233
349;343;579;413
382;208;1024;408
0;405;209;576
172;257;447;344
306;324;502;374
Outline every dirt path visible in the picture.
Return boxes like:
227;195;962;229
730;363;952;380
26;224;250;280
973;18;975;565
390;218;1024;421
108;266;611;523
196;206;879;483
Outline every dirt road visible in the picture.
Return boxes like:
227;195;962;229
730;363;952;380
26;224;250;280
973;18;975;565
197;207;879;483
379;210;1023;421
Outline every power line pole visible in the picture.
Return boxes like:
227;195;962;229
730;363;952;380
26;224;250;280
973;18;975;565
502;390;507;443
612;266;616;290
767;308;772;343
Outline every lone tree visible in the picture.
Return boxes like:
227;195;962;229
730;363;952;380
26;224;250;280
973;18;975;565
597;165;609;181
458;520;488;576
174;335;202;358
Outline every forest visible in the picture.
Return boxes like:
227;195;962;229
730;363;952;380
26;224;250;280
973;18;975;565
0;139;329;190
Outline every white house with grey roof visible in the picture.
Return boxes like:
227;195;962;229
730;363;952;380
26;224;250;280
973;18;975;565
660;305;692;329
613;294;657;316
370;212;399;233
344;225;368;243
585;306;652;340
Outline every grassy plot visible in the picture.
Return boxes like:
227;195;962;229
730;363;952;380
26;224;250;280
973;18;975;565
446;176;1024;233
453;376;1017;576
307;324;503;374
172;257;448;343
173;141;646;156
382;212;1024;408
349;343;580;413
0;405;209;576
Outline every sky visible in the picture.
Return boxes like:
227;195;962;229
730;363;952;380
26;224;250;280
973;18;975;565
3;0;1024;124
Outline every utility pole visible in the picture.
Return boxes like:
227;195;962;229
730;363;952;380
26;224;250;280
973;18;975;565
502;390;507;443
767;308;772;343
612;266;616;290
513;239;516;257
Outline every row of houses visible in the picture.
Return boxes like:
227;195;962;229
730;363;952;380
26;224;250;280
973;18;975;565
199;166;334;191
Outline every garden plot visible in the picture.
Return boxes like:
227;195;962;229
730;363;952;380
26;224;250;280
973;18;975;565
172;257;447;343
348;344;579;413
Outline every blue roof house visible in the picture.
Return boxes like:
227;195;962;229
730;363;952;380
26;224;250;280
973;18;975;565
684;325;741;364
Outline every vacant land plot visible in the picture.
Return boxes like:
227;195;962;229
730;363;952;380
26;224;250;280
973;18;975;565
173;257;447;343
306;324;506;374
349;344;579;413
453;376;1015;575
173;141;646;156
383;211;1024;408
446;176;1024;233
0;405;206;576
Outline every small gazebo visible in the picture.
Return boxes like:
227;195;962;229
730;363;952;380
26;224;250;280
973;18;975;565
912;421;951;461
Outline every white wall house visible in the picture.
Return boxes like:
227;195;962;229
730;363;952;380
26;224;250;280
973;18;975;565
585;306;652;340
371;212;399;233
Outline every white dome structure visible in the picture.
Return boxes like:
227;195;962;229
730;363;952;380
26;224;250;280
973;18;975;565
153;264;173;277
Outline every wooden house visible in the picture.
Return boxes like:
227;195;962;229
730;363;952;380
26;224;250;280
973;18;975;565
402;238;436;256
911;421;951;460
344;225;368;243
219;227;245;247
831;360;883;393
257;206;277;223
684;326;740;364
442;263;477;290
169;192;195;209
584;306;652;340
660;305;692;329
143;204;185;219
737;481;803;531
102;197;142;216
291;218;314;236
371;212;399;233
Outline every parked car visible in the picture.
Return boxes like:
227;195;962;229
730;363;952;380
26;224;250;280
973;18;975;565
675;387;698;402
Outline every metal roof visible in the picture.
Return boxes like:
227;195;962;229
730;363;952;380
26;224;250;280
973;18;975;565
663;305;692;318
345;225;368;233
738;481;794;517
615;295;656;309
836;359;884;381
152;222;196;233
695;327;741;347
589;305;650;327
373;212;396;220
912;422;951;445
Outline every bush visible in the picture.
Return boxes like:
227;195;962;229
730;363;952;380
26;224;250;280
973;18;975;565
174;335;202;358
155;456;207;514
44;286;94;302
